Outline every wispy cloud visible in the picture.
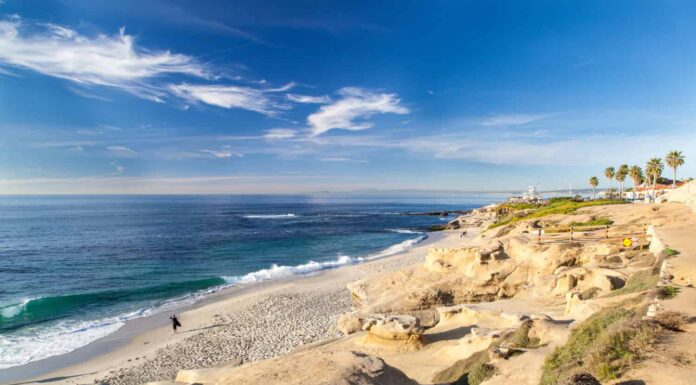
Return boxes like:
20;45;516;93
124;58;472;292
0;18;210;101
263;128;297;140
107;145;136;155
319;156;368;163
197;149;243;158
480;113;551;126
286;93;331;104
169;83;293;115
307;87;409;136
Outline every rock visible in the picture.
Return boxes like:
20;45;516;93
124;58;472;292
489;346;520;360
337;313;364;335
554;274;577;294
213;350;418;385
362;314;424;340
562;372;602;385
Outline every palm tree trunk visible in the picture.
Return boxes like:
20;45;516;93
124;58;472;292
673;168;677;189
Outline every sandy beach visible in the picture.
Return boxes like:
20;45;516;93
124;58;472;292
0;229;470;385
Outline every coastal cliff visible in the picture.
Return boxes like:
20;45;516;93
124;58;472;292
95;185;696;385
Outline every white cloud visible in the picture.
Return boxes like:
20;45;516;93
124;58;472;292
107;145;136;155
263;128;297;140
286;93;331;104
109;161;124;173
197;149;243;158
307;87;409;136
0;19;210;101
67;145;85;152
480;114;550;126
169;83;293;115
319;156;368;163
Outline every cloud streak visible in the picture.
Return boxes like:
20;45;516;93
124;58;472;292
169;83;293;115
480;113;551;126
0;19;210;101
307;87;409;136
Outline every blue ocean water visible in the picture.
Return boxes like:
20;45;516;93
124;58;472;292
0;194;498;369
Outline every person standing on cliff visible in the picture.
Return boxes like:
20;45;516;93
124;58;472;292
170;314;182;334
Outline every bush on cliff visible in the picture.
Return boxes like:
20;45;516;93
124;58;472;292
540;301;662;385
489;199;626;229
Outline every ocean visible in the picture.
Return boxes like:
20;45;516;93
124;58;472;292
0;194;498;369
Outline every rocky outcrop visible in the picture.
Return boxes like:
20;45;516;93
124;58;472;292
346;236;607;315
562;372;602;385
361;314;424;340
198;350;417;385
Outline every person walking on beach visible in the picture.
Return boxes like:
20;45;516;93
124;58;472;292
170;314;182;334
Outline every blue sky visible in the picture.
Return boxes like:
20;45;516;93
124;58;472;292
0;0;694;194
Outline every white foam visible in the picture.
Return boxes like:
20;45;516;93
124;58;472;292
0;316;125;369
243;213;296;219
388;228;421;234
0;298;31;319
0;233;428;369
222;233;427;285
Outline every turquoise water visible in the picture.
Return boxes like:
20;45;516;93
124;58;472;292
0;194;498;368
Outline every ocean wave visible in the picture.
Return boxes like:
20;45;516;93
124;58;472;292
387;228;421;234
0;313;127;369
243;213;296;219
0;233;427;369
222;233;427;285
0;277;226;332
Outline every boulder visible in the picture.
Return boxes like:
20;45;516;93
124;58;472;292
362;314;424;340
337;313;364;335
562;372;602;385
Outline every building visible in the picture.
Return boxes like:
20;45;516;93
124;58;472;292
624;181;686;201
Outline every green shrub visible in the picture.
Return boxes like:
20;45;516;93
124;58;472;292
466;363;497;385
664;247;680;257
569;218;614;227
432;349;489;384
656;285;679;300
539;305;657;385
508;319;540;348
605;268;659;297
489;199;626;229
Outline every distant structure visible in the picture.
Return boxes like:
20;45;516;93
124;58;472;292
624;180;686;201
509;185;542;203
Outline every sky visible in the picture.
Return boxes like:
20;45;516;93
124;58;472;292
0;0;695;194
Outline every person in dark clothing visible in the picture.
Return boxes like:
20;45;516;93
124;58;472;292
170;314;182;333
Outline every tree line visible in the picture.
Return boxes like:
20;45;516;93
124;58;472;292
588;150;685;201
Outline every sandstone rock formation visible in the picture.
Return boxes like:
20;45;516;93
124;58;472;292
177;350;417;385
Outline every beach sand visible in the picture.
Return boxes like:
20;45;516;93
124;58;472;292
1;230;469;385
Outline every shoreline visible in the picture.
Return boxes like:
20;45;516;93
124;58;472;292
0;229;471;385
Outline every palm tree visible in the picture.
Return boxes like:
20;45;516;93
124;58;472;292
628;165;643;202
604;167;615;197
645;158;664;202
616;164;629;197
665;150;685;189
589;176;599;199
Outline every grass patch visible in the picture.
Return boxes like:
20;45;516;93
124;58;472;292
605;268;659;297
489;199;626;229
569;218;614;227
540;303;658;385
664;247;680;257
507;319;541;348
656;286;680;300
431;320;539;384
432;349;490;385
